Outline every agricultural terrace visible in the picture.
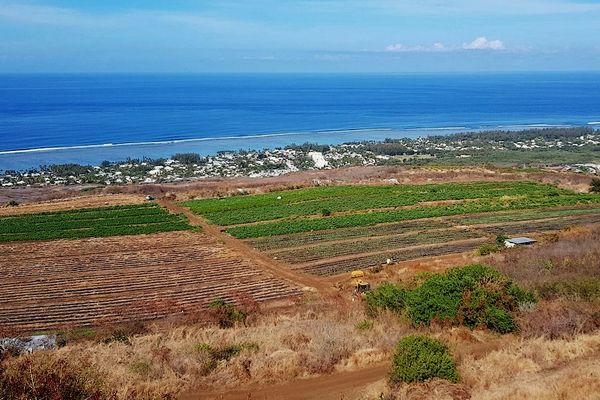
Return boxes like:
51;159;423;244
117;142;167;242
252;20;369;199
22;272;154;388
183;181;600;276
0;203;193;242
0;232;301;332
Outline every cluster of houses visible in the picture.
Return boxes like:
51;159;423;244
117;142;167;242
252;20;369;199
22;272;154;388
1;131;598;188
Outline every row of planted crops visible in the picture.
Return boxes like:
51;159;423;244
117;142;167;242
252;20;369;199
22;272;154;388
0;204;193;242
183;181;600;275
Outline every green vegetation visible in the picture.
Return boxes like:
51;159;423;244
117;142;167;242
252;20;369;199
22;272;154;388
207;299;248;328
195;342;259;374
476;242;503;256
366;265;535;333
591;178;600;193
186;181;600;239
355;319;374;331
184;181;571;226
227;193;599;239
172;152;206;165
0;204;193;242
365;283;407;317
390;335;458;384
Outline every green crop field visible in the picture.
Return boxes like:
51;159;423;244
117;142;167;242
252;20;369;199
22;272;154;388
0;204;193;242
183;181;570;226
182;181;600;276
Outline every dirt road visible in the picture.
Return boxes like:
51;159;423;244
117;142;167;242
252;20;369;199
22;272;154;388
161;200;338;297
180;363;388;400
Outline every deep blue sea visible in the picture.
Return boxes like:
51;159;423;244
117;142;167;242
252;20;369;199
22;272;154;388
1;73;599;170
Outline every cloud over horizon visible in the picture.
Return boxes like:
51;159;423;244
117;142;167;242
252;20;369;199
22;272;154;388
385;37;505;53
462;37;505;50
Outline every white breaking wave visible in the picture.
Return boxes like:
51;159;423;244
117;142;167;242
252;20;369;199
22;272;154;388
0;128;392;155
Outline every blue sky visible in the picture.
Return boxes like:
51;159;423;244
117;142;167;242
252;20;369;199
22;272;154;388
1;0;599;72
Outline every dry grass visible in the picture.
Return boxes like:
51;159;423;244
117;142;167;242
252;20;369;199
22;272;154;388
26;307;407;399
462;333;600;400
3;301;600;399
490;226;600;290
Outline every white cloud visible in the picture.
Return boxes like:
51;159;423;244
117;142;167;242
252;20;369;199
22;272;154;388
385;37;506;53
385;42;447;52
462;37;505;50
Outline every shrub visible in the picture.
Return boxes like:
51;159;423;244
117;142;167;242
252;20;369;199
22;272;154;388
476;242;501;256
365;265;534;333
364;282;407;317
389;335;458;384
103;329;130;344
194;342;259;374
406;264;534;332
0;352;114;399
207;299;247;328
590;178;600;193
495;234;508;246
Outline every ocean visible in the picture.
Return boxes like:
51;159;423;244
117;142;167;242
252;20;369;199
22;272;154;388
0;73;599;171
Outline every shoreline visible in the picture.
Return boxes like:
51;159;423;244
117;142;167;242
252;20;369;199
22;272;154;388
0;123;585;171
1;126;598;189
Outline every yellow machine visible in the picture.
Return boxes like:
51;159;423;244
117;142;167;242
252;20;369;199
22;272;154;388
350;270;370;293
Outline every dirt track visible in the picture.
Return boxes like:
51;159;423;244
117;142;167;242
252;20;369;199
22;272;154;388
182;363;389;400
161;200;338;297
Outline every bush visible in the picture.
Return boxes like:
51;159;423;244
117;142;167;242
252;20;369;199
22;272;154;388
495;234;508;246
365;265;535;333
194;342;259;374
407;265;534;332
207;299;247;328
389;335;458;384
364;282;407;317
0;352;114;399
590;178;600;193
476;242;501;256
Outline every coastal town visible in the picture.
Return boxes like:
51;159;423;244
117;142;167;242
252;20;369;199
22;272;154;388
1;127;598;188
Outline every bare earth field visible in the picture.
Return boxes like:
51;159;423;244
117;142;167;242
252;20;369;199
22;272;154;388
0;231;301;333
